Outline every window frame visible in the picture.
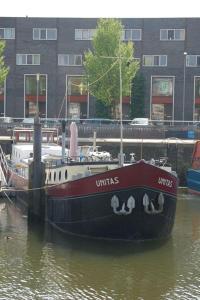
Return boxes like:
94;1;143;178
143;55;167;67
33;28;57;40
16;54;40;65
75;29;96;40
0;27;15;39
160;29;185;41
122;29;142;41
150;75;175;121
24;73;47;118
58;54;82;66
187;55;200;67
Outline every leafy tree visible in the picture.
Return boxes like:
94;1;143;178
84;19;139;118
0;41;9;85
130;72;145;118
95;100;111;118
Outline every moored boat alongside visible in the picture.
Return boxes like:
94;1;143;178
1;125;178;241
187;140;200;194
47;159;177;241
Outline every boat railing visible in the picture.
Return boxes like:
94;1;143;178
155;157;169;167
43;155;118;169
0;145;9;185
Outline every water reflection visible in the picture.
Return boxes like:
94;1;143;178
26;223;175;300
0;194;200;299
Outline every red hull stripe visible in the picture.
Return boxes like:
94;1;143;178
48;160;177;198
188;188;200;196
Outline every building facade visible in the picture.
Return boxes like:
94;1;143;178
0;17;200;121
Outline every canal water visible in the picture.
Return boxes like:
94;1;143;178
0;191;200;300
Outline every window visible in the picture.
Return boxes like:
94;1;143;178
187;55;200;67
33;28;57;40
25;75;46;96
0;28;15;39
16;54;40;65
143;55;167;67
152;78;173;97
68;76;87;96
151;77;174;121
194;77;200;121
58;54;82;66
160;29;185;41
195;77;200;98
75;29;96;40
25;74;47;117
122;29;142;41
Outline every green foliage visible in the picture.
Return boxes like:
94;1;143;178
83;19;139;116
130;72;145;118
0;41;9;85
95;100;111;118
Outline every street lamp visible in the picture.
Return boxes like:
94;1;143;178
183;52;187;121
87;79;90;119
36;73;40;118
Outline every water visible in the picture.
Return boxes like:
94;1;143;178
0;192;200;300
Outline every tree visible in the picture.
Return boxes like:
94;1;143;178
95;100;111;119
130;72;145;118
0;41;9;85
83;19;139;118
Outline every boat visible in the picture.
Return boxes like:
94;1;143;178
0;121;178;241
187;140;200;194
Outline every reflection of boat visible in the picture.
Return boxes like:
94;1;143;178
187;140;200;194
1;121;178;241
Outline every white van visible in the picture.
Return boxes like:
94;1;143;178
130;118;149;126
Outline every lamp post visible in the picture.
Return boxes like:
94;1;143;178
87;80;90;119
66;76;69;120
36;73;40;118
183;52;187;121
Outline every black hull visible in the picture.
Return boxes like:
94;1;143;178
46;187;176;241
9;160;177;241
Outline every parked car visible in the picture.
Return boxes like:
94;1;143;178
129;118;149;126
22;118;34;125
0;117;13;123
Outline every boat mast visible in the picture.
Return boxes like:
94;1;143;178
119;43;124;167
98;42;124;166
29;73;45;222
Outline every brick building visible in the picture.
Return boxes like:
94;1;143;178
0;17;200;121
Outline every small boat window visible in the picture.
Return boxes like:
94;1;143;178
49;172;51;181
54;171;56;181
65;169;68;180
59;171;61;181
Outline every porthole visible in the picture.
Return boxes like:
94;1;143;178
59;171;61;181
54;171;56;181
65;169;68;180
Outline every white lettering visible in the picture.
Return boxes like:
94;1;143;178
158;177;172;188
96;176;119;187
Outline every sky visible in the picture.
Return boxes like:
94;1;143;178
1;0;200;18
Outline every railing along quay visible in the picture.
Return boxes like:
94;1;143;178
0;119;200;141
76;124;200;140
